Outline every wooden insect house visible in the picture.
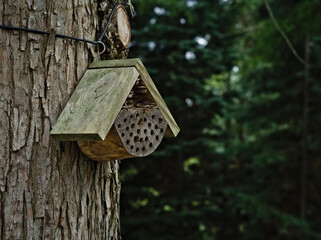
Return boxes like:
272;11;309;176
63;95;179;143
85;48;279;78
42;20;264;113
50;58;180;161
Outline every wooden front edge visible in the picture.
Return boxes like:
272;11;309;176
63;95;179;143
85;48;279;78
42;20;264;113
88;58;141;69
51;133;103;141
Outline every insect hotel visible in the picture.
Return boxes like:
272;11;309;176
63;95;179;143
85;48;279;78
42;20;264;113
50;59;180;161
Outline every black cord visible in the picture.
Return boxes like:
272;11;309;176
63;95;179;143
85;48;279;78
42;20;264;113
0;3;121;54
0;24;98;45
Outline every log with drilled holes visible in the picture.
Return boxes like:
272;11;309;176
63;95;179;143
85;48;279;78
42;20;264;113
78;108;168;161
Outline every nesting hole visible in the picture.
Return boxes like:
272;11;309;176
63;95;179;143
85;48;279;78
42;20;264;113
137;129;141;134
140;138;144;142
145;136;149;141
131;124;135;128
123;118;127;123
134;136;140;142
144;118;147;122
156;136;159;141
152;115;155;119
142;147;146;152
151;130;154;135
148;123;152;128
138;118;144;126
130;115;133;119
130;146;134;150
136;148;139;152
159;118;163;124
155;125;159;130
126;126;129;131
121;133;125;137
117;124;121;128
160;128;164;133
144;129;147;134
136;113;140;118
126;140;130;145
130;132;133;137
149;143;153;148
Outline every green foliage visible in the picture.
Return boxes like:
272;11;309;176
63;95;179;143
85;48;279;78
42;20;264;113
120;0;321;239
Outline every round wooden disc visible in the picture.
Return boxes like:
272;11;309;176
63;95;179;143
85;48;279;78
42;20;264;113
114;108;167;157
112;5;131;49
115;5;131;48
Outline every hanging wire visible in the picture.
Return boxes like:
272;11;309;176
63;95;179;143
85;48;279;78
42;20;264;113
0;3;121;55
264;0;305;65
98;2;119;43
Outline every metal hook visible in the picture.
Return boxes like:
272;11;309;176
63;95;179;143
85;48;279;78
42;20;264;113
96;41;106;55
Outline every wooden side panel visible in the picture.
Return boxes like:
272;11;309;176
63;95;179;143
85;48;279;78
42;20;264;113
50;67;139;141
89;59;180;137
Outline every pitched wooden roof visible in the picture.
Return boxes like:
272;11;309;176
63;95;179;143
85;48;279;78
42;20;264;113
50;58;180;141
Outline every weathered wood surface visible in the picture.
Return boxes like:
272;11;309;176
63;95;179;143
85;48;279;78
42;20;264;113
115;5;131;49
111;6;131;48
89;58;180;137
90;58;142;68
50;67;139;141
78;126;135;161
0;0;123;239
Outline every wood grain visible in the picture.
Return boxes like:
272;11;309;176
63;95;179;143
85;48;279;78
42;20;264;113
50;67;139;141
114;5;131;49
78;126;135;161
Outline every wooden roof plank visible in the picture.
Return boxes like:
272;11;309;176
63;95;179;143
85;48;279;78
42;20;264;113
50;67;139;141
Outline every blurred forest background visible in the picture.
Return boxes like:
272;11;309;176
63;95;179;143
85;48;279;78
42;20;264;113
120;0;321;239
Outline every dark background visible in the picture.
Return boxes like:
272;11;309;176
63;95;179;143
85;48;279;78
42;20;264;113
120;0;321;239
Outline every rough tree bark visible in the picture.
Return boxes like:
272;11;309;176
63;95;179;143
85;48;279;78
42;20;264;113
0;0;129;239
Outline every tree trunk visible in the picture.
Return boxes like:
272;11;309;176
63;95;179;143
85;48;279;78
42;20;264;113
0;0;126;239
300;35;310;222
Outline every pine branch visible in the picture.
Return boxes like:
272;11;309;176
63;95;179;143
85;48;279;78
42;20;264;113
264;0;306;65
